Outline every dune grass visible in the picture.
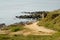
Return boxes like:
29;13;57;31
38;9;60;32
0;32;60;40
1;24;25;32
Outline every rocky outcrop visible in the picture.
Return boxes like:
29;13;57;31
0;23;6;29
16;11;48;19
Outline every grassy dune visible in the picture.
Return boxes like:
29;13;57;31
0;32;60;40
38;9;60;32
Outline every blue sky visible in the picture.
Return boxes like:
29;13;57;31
0;0;60;18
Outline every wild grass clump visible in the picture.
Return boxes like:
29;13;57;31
1;24;24;32
9;25;24;32
0;34;10;40
10;27;21;32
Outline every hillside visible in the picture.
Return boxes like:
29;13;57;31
38;9;60;31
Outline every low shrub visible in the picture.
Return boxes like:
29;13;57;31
10;27;21;32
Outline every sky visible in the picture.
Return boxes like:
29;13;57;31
0;0;60;18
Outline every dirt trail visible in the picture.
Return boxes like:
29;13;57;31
24;21;55;35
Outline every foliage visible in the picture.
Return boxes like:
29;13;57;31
38;9;60;32
0;34;10;40
2;24;24;32
10;25;24;32
0;32;60;40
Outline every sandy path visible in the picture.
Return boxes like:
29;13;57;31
25;21;55;34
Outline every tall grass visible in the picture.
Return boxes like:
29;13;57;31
38;9;60;32
0;32;60;40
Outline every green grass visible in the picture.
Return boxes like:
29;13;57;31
9;25;24;32
2;24;24;32
0;34;10;40
10;27;23;32
38;9;60;32
0;32;60;40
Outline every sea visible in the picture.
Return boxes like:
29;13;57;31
0;0;60;25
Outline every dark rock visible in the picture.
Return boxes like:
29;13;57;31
0;23;6;29
16;11;48;19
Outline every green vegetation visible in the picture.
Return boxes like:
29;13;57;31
10;25;24;32
2;24;24;32
10;27;22;32
38;9;60;32
0;34;10;40
0;32;60;40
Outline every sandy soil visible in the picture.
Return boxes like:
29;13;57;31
23;21;56;35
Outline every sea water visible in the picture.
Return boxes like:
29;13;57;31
0;0;60;25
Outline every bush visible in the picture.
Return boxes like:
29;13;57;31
7;25;24;32
10;27;21;32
